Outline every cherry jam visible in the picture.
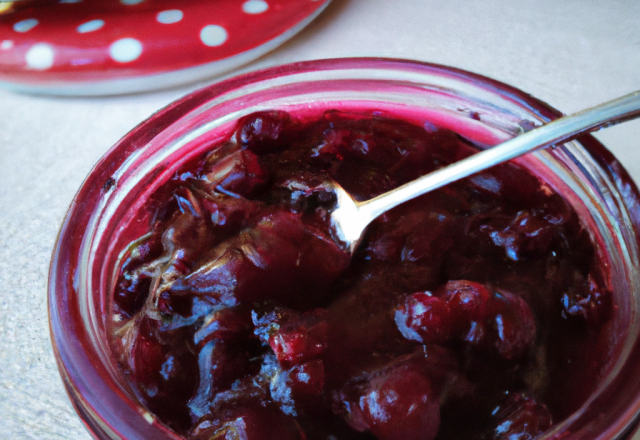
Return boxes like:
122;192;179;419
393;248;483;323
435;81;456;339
110;109;613;440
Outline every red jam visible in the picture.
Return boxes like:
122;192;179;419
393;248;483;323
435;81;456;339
110;110;613;440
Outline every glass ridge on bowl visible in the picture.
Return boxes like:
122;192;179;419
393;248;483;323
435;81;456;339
48;58;640;439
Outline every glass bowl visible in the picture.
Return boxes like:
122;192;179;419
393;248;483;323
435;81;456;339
49;58;640;439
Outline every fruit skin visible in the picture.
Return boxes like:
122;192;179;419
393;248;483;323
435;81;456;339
481;210;566;261
190;404;304;440
396;280;537;360
187;336;259;420
493;393;553;440
270;359;326;416
201;150;269;196
335;364;440;440
560;274;612;326
164;209;350;311
253;307;329;367
122;316;198;432
236;111;293;155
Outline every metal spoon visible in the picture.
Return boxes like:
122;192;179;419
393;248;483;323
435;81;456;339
331;90;640;254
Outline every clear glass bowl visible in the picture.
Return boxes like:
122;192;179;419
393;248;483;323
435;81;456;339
48;58;640;439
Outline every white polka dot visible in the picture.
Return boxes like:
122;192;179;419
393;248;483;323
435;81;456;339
120;0;144;4
242;0;269;14
200;25;228;47
13;18;39;33
156;9;183;24
1;40;13;50
26;43;55;70
109;38;143;63
77;19;104;33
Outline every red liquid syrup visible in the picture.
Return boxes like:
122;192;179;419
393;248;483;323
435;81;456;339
110;109;614;440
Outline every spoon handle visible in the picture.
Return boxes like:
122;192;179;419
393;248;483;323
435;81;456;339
357;90;640;221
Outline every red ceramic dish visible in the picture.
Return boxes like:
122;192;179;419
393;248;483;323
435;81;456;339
0;0;331;95
49;58;640;439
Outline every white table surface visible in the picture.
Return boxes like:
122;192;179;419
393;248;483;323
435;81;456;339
1;0;639;438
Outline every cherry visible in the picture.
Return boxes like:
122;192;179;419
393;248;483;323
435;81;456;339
336;365;440;440
113;230;164;318
287;360;325;397
561;274;611;325
309;128;348;167
477;207;572;261
272;175;337;214
161;214;209;259
270;360;325;415
200;149;269;196
236;110;293;155
124;317;198;431
253;307;329;367
168;210;349;309
188;338;259;419
396;280;537;359
394;292;452;344
193;306;252;346
198;190;263;233
191;404;303;440
114;268;153;319
492;393;552;439
365;207;458;264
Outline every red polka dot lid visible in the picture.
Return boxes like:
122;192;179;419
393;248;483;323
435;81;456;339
0;0;332;95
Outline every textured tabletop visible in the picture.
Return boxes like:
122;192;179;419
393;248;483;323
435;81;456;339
1;0;639;438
